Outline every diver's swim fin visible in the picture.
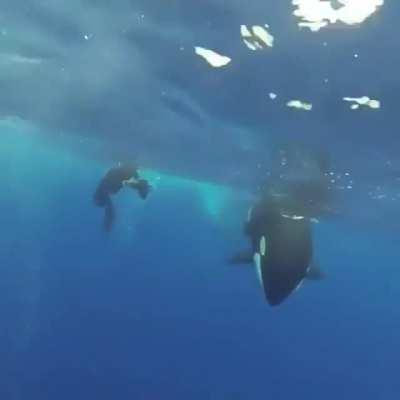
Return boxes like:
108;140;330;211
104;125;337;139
103;196;115;232
228;249;254;265
136;179;151;199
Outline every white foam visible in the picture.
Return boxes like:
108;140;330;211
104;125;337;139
194;47;231;67
292;0;384;31
343;96;381;110
252;25;274;48
240;24;274;50
287;100;312;111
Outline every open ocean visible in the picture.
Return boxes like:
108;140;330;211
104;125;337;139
0;1;399;399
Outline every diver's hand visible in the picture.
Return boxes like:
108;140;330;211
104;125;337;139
122;177;139;187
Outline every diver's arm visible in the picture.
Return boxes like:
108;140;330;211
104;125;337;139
123;177;151;199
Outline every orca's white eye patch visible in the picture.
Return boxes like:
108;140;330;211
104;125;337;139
260;236;266;256
294;279;304;292
247;206;253;222
253;252;263;288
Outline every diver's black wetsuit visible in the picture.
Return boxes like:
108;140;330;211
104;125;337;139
94;163;151;232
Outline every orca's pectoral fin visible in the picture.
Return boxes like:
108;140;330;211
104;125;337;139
228;249;254;265
306;260;326;280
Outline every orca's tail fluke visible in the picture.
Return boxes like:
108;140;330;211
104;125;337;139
103;196;115;232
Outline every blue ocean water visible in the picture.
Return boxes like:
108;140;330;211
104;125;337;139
1;122;400;399
1;1;400;399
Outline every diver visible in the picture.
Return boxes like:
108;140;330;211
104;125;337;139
93;162;151;232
